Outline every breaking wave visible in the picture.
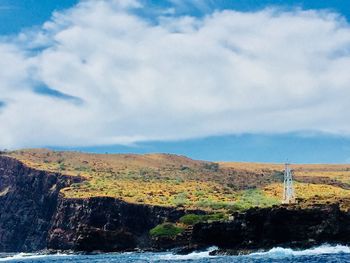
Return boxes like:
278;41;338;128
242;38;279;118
157;244;350;261
248;244;350;258
1;245;349;262
0;252;71;261
156;246;218;261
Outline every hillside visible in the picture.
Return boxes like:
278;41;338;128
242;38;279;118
4;149;350;211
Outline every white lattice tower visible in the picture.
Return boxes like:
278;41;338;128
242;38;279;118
282;163;296;204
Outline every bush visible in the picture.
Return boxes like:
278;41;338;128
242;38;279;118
172;192;189;207
195;199;236;210
179;213;227;225
59;163;66;171
179;214;203;225
149;223;184;238
230;189;280;212
203;163;219;172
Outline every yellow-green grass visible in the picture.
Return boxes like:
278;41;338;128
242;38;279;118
4;149;350;211
264;182;350;201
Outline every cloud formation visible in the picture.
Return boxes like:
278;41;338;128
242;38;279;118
1;0;350;148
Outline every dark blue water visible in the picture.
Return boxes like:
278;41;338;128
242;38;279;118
1;245;350;262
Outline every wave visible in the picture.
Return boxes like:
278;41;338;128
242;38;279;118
156;246;218;261
1;245;349;261
0;252;71;262
248;244;350;258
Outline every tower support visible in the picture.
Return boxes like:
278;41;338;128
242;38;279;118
282;163;296;204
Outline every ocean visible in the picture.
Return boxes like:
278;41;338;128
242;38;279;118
1;245;350;262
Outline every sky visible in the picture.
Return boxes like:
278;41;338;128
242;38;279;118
1;0;350;163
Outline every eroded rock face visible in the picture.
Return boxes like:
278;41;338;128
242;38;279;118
47;197;186;252
0;156;188;253
0;156;191;253
192;204;350;251
0;156;81;252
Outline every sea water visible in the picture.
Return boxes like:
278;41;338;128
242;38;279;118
1;245;350;262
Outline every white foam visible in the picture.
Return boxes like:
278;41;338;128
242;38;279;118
249;244;350;258
0;252;71;261
156;246;218;261
1;245;348;261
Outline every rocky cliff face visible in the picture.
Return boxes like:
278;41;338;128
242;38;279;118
0;156;81;252
192;204;350;253
47;197;187;252
0;155;188;252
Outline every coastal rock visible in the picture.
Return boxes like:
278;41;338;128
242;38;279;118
192;204;350;252
0;156;81;252
47;197;187;252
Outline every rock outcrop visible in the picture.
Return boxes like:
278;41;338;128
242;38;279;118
0;155;188;252
192;204;350;253
47;197;186;252
0;156;81;252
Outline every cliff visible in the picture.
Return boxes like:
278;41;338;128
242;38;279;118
0;156;81;252
1;154;350;254
48;197;188;252
192;204;350;254
0;155;191;252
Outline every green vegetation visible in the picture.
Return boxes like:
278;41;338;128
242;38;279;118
149;223;184;238
203;162;219;172
232;189;280;211
179;213;227;225
195;199;236;210
7;149;350;211
172;192;190;207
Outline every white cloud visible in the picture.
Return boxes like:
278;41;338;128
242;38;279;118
1;1;350;148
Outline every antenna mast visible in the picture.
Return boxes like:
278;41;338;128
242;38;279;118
282;163;296;204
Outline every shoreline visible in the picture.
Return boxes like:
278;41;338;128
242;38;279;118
2;243;350;259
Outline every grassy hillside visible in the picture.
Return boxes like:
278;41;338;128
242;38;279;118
4;149;350;211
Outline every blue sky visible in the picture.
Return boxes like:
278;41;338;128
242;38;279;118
1;0;350;163
1;0;349;35
0;0;78;35
55;133;350;164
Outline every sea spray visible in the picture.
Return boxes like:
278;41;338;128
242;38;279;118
1;245;350;262
156;246;218;261
0;252;72;262
248;244;350;259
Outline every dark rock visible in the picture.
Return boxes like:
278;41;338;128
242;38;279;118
0;156;81;252
47;197;188;252
192;204;350;251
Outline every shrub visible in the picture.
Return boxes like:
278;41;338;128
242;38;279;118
230;189;280;212
172;192;189;206
196;199;236;210
203;163;219;172
206;213;227;222
149;223;184;238
272;171;284;182
59;163;66;171
194;190;205;197
180;166;190;171
179;214;203;225
179;213;227;225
